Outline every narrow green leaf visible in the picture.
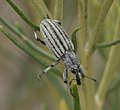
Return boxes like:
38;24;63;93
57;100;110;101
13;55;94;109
15;21;26;35
5;0;39;31
108;73;120;92
72;83;81;110
108;73;120;110
31;0;52;19
96;38;120;48
0;16;20;36
71;28;80;53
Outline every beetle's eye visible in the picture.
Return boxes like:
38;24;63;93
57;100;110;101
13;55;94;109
71;70;76;74
54;20;61;25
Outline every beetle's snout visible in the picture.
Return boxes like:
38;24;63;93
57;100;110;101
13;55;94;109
71;70;81;85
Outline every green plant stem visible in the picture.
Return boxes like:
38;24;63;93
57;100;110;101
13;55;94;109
95;8;120;110
77;0;87;64
5;0;39;31
77;1;96;110
82;1;114;109
31;0;52;19
54;0;63;23
96;38;120;48
86;0;115;55
73;83;81;110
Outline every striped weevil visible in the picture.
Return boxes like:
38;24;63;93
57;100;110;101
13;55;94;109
34;18;96;96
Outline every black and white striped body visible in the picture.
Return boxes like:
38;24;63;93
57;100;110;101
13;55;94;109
40;19;74;58
40;19;85;85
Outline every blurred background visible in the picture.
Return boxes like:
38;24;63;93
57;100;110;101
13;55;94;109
0;0;120;110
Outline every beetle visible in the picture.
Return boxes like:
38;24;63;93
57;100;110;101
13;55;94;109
34;18;96;95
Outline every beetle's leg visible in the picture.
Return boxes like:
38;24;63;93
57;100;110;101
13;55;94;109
63;67;68;83
63;67;75;96
37;59;60;80
43;60;60;73
34;30;46;45
66;83;75;97
75;73;81;85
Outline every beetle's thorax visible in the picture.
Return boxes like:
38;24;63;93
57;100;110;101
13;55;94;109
61;51;80;70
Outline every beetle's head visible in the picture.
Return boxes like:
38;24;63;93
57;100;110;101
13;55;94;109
71;65;85;75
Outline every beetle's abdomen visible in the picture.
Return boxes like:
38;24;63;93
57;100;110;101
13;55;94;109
40;19;74;58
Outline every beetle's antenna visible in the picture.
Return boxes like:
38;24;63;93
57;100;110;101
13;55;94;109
69;76;96;85
84;75;96;82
